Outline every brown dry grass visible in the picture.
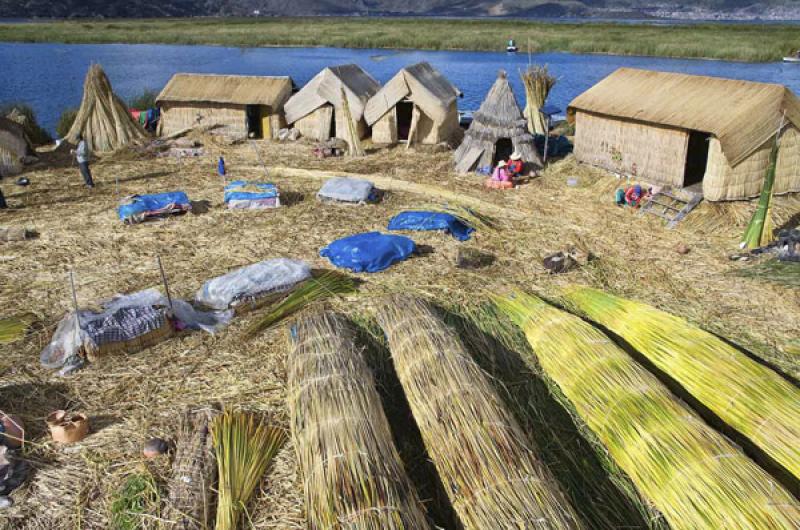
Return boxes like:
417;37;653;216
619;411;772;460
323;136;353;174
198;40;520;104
0;133;797;528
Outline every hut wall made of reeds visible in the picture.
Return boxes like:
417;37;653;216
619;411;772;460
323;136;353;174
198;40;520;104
0;117;31;177
156;74;294;139
453;71;541;173
287;312;431;530
377;296;584;530
284;64;380;143
568;67;800;201
496;292;800;530
365;62;462;146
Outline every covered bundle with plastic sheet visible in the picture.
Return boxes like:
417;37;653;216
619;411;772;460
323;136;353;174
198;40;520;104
288;312;431;530
317;177;376;204
40;289;174;371
388;211;474;241
223;180;280;210
377;296;584;530
195;258;311;313
118;191;191;224
320;232;415;273
495;291;800;530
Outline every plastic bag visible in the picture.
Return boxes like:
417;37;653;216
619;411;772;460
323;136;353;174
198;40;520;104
317;177;375;203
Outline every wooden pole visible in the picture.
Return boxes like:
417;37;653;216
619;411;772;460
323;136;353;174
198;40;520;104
68;269;81;342
157;255;174;310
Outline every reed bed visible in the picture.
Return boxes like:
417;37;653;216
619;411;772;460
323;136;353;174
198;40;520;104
376;296;584;530
287;312;431;529
212;411;287;530
496;291;800;530
563;286;800;483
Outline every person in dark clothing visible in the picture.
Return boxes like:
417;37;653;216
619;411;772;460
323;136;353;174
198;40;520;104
71;133;94;188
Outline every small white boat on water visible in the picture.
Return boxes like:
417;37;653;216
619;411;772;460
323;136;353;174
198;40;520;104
507;39;518;53
783;56;800;63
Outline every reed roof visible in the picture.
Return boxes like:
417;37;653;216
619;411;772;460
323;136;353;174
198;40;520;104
0;117;31;155
364;62;461;126
156;74;294;108
284;64;380;124
568;67;800;166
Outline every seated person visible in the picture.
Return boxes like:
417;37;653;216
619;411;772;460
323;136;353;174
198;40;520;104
507;152;524;178
625;184;644;207
492;160;511;182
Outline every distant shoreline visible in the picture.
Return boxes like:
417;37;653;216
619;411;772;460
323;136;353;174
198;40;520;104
0;17;795;62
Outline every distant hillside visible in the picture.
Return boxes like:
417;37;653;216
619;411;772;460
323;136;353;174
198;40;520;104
2;0;799;20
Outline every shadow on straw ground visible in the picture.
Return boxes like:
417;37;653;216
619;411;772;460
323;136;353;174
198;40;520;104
441;306;661;530
351;318;463;530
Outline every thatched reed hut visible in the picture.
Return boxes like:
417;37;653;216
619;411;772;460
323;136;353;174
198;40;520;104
0;117;32;177
287;312;431;529
364;62;462;146
453;70;541;174
156;74;295;139
66;64;146;153
284;64;380;143
568;68;800;201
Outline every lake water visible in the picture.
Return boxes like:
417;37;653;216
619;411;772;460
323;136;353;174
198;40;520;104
3;42;800;134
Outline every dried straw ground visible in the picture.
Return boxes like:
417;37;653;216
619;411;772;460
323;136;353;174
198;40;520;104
0;132;798;529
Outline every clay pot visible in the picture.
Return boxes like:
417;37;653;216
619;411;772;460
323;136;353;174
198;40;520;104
46;410;89;444
0;414;24;448
142;438;169;459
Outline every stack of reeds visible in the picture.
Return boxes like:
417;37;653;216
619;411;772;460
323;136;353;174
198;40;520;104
287;312;431;529
376;296;584;529
164;407;218;530
742;138;779;249
521;65;556;136
66;64;146;153
495;291;800;529
563;286;800;482
340;87;365;157
0;313;36;344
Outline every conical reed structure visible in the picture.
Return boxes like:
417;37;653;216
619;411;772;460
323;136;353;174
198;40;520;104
496;291;800;530
377;296;584;530
67;64;146;153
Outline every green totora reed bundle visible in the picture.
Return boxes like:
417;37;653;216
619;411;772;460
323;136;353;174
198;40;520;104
287;312;431;529
377;296;584;530
563;286;800;483
496;291;800;530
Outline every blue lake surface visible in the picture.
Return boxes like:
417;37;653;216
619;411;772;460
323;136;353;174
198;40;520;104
3;42;800;134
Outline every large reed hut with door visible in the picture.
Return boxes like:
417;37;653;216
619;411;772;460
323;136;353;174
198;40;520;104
0;117;32;177
284;64;380;143
453;71;540;174
569;68;800;201
156;74;295;139
364;62;462;146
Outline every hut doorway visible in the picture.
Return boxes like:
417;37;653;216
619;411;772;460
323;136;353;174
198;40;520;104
246;105;263;139
329;108;337;139
397;100;414;141
683;131;710;188
493;138;514;165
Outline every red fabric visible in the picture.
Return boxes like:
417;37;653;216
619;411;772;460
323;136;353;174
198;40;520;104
507;160;523;175
130;109;142;121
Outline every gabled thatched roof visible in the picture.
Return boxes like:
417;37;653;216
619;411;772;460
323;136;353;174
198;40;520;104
284;64;380;124
568;68;800;166
364;62;461;126
156;74;294;108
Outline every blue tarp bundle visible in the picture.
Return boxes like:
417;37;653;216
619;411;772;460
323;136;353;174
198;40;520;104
320;232;416;273
224;181;279;202
388;211;474;241
118;191;191;223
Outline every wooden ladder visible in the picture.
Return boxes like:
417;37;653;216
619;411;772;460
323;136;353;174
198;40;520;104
640;190;703;229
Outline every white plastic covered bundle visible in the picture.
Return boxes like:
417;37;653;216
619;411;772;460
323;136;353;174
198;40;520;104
195;258;312;311
317;177;375;203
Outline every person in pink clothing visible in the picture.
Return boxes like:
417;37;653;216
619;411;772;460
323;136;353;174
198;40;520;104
492;160;511;182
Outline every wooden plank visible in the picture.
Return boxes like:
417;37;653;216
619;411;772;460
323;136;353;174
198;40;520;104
456;146;484;174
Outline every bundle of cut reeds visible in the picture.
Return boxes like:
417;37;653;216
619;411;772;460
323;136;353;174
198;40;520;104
376;296;584;530
496;291;800;530
212;411;286;530
340;87;364;157
521;65;556;136
66;64;146;153
742;139;779;249
563;286;800;482
165;407;218;530
287;312;431;529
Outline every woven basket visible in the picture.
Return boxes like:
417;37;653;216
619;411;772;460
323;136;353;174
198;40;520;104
83;318;174;362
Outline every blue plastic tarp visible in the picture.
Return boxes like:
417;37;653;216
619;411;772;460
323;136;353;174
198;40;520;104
224;181;279;202
320;232;416;273
118;191;190;222
387;211;474;241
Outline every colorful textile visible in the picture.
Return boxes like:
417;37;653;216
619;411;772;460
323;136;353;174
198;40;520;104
224;181;280;209
492;167;511;182
82;305;168;346
118;191;191;224
388;211;474;241
507;159;524;175
320;232;415;273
